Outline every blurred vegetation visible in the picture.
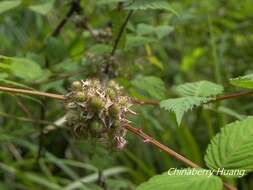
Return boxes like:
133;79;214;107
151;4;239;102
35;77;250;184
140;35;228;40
0;0;253;189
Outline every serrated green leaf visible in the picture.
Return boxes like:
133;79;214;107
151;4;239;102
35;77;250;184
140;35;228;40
0;0;21;14
131;76;166;100
205;117;253;175
175;80;224;97
136;170;222;190
230;74;253;89
28;0;55;15
127;0;178;15
160;97;210;125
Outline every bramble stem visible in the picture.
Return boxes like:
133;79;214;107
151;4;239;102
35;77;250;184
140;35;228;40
132;90;253;106
0;86;65;100
210;90;253;102
123;124;237;190
123;124;199;168
1;85;253;106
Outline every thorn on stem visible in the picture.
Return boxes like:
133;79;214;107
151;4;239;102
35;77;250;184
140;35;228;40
143;138;150;143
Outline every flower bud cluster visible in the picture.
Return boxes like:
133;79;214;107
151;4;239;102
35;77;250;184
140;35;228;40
64;79;134;150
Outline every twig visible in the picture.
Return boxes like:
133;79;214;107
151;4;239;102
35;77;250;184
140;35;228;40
0;86;65;100
36;100;46;162
1;85;253;105
13;95;32;118
78;18;99;41
104;9;134;75
51;0;98;42
132;90;253;106
123;124;237;190
111;10;134;56
124;124;199;168
51;0;81;37
209;90;253;103
7;144;22;161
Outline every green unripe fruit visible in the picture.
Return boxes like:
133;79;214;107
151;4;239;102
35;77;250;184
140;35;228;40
110;104;121;118
74;91;86;102
118;97;129;106
107;88;116;99
90;97;104;111
113;120;121;128
71;81;82;90
90;121;103;134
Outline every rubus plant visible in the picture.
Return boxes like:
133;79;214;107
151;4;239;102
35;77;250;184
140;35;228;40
0;0;253;190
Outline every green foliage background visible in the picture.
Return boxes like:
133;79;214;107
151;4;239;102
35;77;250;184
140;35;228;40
0;0;253;189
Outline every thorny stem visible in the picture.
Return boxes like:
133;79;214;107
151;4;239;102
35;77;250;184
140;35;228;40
1;84;253;107
123;124;237;190
1;85;253;105
132;90;253;106
0;86;65;100
123;124;199;168
209;90;253;103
